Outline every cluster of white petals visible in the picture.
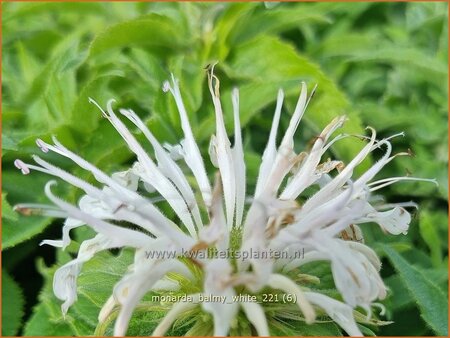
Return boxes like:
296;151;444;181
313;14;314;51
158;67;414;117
14;68;436;336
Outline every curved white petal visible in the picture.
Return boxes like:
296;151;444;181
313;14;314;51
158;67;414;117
40;217;84;249
267;273;315;324
54;234;118;315
113;259;191;336
98;295;117;323
305;234;386;308
241;301;269;336
358;205;411;235
305;292;363;337
112;169;139;191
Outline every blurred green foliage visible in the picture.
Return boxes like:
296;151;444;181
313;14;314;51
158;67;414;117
1;2;448;336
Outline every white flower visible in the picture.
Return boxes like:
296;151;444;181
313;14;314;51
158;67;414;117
14;67;437;336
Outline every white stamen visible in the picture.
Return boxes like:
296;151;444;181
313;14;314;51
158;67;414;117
368;176;438;192
36;139;49;153
14;203;67;218
89;97;109;118
14;159;30;175
162;81;171;93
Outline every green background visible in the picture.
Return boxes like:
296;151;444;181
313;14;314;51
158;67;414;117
2;2;448;336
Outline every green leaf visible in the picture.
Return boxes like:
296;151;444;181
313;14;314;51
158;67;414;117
39;246;200;336
3;2;106;24
23;304;74;336
69;75;119;133
419;211;444;267
211;3;257;60
22;37;80;106
382;244;448;335
16;42;42;85
386;268;448;311
229;4;332;45
268;317;342;336
88;15;186;58
2;270;25;336
2;193;18;222
348;47;447;78
2;133;18;152
2;171;53;249
2;215;52;250
75;119;132;171
226;35;368;166
20;38;82;130
35;249;133;335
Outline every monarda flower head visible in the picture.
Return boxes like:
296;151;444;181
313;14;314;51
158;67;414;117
14;66;436;336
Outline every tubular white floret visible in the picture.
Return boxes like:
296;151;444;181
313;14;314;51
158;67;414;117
231;87;246;228
255;88;284;197
207;66;236;228
163;74;213;208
